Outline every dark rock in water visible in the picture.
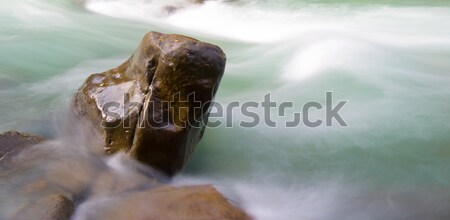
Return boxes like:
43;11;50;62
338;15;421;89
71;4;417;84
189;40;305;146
11;194;74;220
74;32;226;176
76;185;252;220
164;5;179;15
191;0;205;4
162;0;206;15
0;131;43;166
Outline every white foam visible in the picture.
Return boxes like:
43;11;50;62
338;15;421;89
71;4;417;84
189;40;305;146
84;0;450;83
84;0;348;43
165;1;305;42
85;0;450;44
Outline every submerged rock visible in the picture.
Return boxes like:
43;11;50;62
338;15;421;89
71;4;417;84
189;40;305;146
76;185;252;220
74;32;226;176
0;131;43;166
11;194;74;220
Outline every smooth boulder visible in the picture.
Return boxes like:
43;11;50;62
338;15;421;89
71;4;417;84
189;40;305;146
73;32;226;176
76;185;252;220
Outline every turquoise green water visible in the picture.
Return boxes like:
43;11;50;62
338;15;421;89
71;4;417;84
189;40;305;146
1;0;450;219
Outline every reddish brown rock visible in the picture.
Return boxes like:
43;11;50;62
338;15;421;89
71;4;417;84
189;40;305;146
80;185;251;220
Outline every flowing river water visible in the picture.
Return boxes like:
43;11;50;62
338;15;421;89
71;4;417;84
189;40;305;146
1;0;450;219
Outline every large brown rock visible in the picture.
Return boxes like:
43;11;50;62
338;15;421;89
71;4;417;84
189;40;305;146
77;185;252;220
74;32;226;176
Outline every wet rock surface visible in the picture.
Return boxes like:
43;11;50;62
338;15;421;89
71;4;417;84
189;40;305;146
0;33;250;220
73;32;226;176
11;194;74;220
76;185;252;220
0;131;43;166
